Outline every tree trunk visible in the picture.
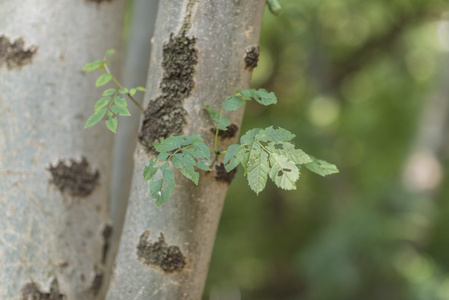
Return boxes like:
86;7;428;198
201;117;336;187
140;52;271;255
0;1;125;299
107;1;265;299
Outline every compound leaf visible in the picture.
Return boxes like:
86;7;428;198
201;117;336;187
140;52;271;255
305;156;339;177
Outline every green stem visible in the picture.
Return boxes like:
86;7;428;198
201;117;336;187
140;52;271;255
104;65;145;112
213;108;224;152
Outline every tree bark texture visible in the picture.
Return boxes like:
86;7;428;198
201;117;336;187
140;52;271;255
0;1;125;299
107;0;265;299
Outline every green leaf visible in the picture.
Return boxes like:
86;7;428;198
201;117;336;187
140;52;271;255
103;88;116;96
111;104;131;116
237;89;255;101
136;86;146;92
130;88;136;96
113;96;127;107
190;142;211;162
94;97;111;111
96;73;113;87
267;0;282;15
222;95;245;111
105;49;115;56
157;152;170;161
239;129;263;175
105;115;117;133
85;107;108;128
143;158;159;181
262;126;295;142
150;163;175;207
253;89;277;106
216;116;230;130
119;88;129;94
224;144;240;172
154;135;184;153
267;142;312;164
82;60;103;72
172;153;199;185
305;156;339;177
247;148;269;194
269;153;299;190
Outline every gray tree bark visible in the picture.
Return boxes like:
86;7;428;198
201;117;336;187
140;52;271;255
107;0;266;299
0;1;125;299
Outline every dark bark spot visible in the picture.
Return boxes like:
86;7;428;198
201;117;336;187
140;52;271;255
90;272;103;295
136;231;186;273
21;280;65;300
48;156;99;197
139;31;198;153
214;163;237;183
244;46;259;70
101;224;113;263
0;36;37;70
211;123;239;139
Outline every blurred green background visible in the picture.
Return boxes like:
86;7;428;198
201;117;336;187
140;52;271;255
203;0;449;299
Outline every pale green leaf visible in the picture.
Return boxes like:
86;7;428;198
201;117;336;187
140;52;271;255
130;88;136;96
136;86;146;91
222;95;245;111
247;148;269;194
267;142;312;164
253;89;277;106
237;89;255;101
94;97;111;111
269;153;299;190
143;158;158;181
267;0;282;15
172;153;199;185
224;144;240;172
105;115;117;133
103;88;116;96
305;156;339;177
82;60;103;72
262;126;295;142
113;96;127;107
154;135;185;153
96;73;112;87
119;88;129;94
105;49;115;56
111;104;131;116
85;108;107;128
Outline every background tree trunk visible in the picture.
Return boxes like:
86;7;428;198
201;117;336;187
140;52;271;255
107;0;266;299
0;1;125;299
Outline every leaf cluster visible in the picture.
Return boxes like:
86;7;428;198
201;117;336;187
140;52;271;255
143;135;211;207
222;126;338;194
82;49;146;132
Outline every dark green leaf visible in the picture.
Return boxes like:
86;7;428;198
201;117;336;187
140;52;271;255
172;153;199;185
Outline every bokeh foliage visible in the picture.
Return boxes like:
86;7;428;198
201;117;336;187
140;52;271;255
205;0;449;299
